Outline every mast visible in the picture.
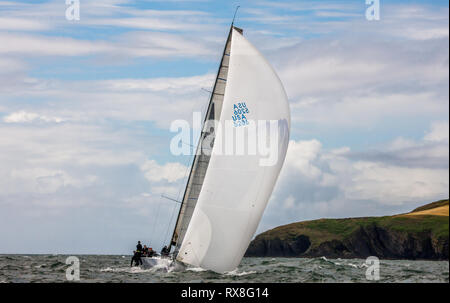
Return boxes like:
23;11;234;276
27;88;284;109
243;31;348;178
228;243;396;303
168;25;236;253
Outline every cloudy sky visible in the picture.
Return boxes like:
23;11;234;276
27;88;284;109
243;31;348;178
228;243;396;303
0;0;448;254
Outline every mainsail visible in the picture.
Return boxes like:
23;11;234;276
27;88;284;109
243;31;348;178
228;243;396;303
169;27;235;252
169;25;290;273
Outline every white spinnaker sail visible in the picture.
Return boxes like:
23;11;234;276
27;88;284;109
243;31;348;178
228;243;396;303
176;28;290;273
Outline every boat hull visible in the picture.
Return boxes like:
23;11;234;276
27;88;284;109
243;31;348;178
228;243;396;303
140;256;185;272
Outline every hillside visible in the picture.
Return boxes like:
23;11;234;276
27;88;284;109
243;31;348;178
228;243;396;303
245;199;449;260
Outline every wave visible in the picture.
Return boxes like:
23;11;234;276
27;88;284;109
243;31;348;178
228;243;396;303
224;269;257;276
100;266;155;274
186;267;206;272
100;264;174;274
2;255;447;283
316;256;368;269
50;261;66;268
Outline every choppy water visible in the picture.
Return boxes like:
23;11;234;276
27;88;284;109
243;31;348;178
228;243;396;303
0;255;448;283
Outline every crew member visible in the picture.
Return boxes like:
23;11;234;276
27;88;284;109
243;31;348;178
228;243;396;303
161;245;169;257
130;251;142;267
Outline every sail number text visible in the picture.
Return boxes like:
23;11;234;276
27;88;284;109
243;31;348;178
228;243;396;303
232;102;250;127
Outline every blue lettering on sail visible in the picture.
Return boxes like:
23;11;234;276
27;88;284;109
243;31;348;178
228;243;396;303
232;102;250;127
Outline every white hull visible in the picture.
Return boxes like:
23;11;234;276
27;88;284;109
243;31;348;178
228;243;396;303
140;256;185;272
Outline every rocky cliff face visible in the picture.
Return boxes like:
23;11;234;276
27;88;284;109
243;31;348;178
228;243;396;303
311;224;447;259
245;224;449;259
245;200;449;260
246;235;311;257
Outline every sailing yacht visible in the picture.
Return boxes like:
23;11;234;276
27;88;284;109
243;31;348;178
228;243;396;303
143;23;290;274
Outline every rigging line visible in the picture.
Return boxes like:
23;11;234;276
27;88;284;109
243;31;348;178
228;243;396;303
149;194;163;245
174;136;198;205
165;147;195;246
170;153;195;250
160;193;182;248
156;155;184;246
149;159;177;246
150;160;178;247
182;141;211;150
193;89;213;152
156;117;195;241
161;194;181;203
171;139;199;203
163;202;178;247
177;158;192;201
174;136;199;204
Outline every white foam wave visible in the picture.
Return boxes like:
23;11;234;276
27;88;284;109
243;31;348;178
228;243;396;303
187;267;207;272
100;266;155;274
224;269;257;276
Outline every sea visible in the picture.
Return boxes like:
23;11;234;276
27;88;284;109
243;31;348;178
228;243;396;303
0;255;448;283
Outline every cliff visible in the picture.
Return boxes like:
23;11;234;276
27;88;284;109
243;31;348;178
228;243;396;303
245;199;449;260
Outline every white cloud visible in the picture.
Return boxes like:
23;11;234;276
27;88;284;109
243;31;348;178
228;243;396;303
283;139;323;180
0;58;27;74
283;195;296;209
98;74;214;93
123;193;159;217
141;160;188;183
119;31;218;58
384;5;449;40
0;31;217;59
0;17;50;31
0;123;147;170
85;16;210;32
3;111;64;123
9;168;97;194
261;121;449;232
0;33;115;56
425;121;449;143
1;73;215;128
271;34;448;132
255;1;357;12
0;0;222;61
343;161;447;204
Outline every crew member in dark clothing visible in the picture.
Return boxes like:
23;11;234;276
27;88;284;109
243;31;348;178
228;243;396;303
130;251;142;267
133;241;143;266
148;247;155;257
136;241;143;252
161;245;169;257
143;245;149;257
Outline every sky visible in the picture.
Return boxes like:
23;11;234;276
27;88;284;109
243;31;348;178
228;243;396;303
0;0;448;255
